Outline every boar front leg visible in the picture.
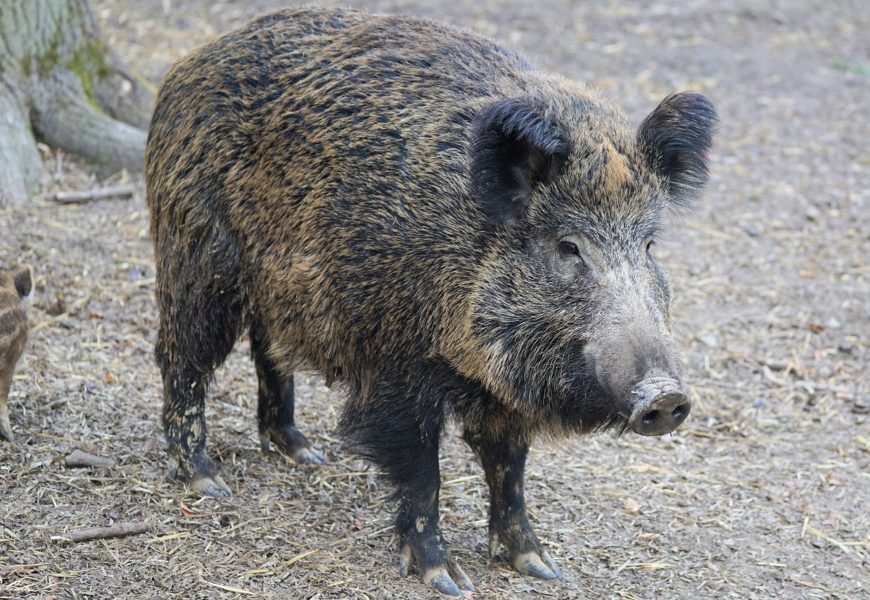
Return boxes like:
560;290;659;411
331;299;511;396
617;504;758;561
394;442;475;596
0;372;14;442
341;366;475;596
464;430;561;580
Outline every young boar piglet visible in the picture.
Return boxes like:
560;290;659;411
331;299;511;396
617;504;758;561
0;266;32;442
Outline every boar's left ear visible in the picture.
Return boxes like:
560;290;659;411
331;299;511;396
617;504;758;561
638;92;718;206
470;98;570;226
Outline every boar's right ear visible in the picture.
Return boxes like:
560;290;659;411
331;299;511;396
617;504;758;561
470;98;570;226
13;266;32;299
638;92;717;206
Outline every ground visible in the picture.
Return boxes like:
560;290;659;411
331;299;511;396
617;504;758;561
1;1;868;598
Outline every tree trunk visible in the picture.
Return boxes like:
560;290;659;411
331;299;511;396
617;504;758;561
0;0;153;206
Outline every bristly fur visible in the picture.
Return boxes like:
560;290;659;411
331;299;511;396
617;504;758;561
145;7;716;590
0;265;31;442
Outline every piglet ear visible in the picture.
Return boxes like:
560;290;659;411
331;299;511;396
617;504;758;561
13;266;32;299
470;98;570;226
638;92;717;206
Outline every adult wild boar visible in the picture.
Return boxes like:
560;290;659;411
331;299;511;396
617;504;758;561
145;8;716;595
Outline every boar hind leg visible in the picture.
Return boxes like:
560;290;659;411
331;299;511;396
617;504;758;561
154;235;243;498
464;430;561;580
159;365;231;497
250;323;324;464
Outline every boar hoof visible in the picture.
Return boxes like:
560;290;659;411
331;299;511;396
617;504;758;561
0;412;12;443
425;568;472;597
512;549;561;580
399;540;474;596
260;426;326;465
191;474;232;498
490;524;561;580
293;447;326;464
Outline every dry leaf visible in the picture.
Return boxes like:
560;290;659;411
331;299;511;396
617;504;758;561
807;322;825;334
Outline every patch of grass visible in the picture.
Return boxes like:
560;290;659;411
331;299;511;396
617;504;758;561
832;60;870;75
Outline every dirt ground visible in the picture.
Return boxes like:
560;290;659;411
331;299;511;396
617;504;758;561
1;0;868;598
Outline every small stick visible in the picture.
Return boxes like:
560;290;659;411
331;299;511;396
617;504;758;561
52;183;137;204
66;522;151;543
64;449;115;468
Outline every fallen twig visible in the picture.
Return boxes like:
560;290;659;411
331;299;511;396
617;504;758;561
65;522;151;543
52;183;137;204
64;449;115;469
203;580;256;596
0;563;49;575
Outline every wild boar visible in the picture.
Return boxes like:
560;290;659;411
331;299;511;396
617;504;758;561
145;8;716;595
0;265;31;442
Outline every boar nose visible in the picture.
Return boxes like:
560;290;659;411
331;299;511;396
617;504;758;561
628;376;691;436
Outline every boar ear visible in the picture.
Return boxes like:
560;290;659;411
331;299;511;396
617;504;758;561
13;266;32;299
470;98;570;226
638;92;717;206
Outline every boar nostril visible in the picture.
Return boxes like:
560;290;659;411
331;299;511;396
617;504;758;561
671;404;686;421
641;410;660;427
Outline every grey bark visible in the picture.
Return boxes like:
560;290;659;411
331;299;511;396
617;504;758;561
0;86;44;206
0;0;153;206
32;71;147;172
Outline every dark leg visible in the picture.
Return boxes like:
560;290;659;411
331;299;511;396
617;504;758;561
161;364;230;497
250;324;324;464
463;430;560;579
153;222;243;497
340;369;475;596
394;441;474;596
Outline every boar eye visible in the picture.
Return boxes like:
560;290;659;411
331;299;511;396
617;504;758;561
558;240;580;257
646;240;655;253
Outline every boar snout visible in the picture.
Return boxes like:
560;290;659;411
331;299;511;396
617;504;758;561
628;375;691;436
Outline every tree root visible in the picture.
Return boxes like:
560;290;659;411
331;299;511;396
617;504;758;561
32;70;147;175
92;62;156;131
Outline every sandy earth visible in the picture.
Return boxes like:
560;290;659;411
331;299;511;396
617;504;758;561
1;1;868;598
